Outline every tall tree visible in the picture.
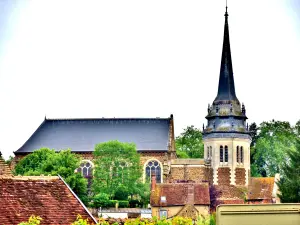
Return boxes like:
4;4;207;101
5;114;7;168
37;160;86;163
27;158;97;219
14;148;88;203
251;120;298;177
92;140;142;199
277;139;300;203
175;125;204;158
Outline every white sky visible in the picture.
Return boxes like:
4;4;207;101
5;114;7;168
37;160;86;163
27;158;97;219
0;0;299;159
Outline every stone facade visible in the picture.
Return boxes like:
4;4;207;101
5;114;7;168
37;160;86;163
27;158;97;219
203;138;251;186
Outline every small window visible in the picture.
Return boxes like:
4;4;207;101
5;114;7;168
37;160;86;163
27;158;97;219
225;146;228;162
159;209;168;219
210;146;212;159
220;146;223;162
241;147;244;163
207;147;210;158
236;146;240;163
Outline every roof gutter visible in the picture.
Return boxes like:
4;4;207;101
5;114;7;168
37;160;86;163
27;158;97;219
58;175;98;224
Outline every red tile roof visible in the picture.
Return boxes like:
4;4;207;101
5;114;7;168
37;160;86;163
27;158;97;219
247;177;275;200
0;176;96;225
151;183;210;206
0;155;12;176
214;185;247;203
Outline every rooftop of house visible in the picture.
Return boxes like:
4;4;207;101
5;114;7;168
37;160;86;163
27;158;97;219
0;175;97;225
15;116;173;154
0;152;13;176
247;177;276;200
151;183;210;207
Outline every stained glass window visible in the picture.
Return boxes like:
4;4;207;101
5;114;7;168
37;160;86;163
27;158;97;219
145;160;161;183
78;160;93;178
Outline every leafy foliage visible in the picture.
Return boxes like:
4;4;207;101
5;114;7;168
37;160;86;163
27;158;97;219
277;139;300;203
175;125;204;158
18;215;42;225
72;215;97;225
14;148;87;203
250;120;298;177
92;140;143;201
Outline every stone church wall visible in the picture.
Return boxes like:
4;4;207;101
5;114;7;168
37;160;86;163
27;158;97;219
235;168;246;185
217;167;231;185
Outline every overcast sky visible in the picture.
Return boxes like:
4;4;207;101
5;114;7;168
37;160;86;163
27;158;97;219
0;0;299;159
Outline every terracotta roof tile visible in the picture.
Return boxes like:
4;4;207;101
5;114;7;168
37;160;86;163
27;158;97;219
0;156;12;177
0;176;96;225
151;183;210;206
248;177;275;200
214;185;247;201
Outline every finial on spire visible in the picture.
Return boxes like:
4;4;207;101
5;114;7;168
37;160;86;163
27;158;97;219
225;0;228;17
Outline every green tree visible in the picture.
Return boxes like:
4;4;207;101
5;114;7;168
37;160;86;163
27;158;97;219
14;148;87;203
175;125;204;158
251;120;298;177
277;139;300;203
92;140;142;200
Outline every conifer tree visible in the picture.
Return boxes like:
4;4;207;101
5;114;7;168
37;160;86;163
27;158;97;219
277;139;300;203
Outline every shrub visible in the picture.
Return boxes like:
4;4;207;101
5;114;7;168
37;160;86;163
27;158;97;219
118;200;129;208
18;215;42;225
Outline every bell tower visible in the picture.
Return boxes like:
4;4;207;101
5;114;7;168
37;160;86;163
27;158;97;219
203;6;251;186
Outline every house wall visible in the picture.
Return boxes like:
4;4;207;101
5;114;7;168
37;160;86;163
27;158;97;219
169;166;213;183
151;205;209;218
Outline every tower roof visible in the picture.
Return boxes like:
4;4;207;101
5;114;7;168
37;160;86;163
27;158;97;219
214;7;239;103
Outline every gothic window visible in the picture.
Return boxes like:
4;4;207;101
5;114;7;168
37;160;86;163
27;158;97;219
236;146;240;163
209;146;212;159
220;146;223;162
241;146;244;163
77;160;94;178
145;160;161;183
225;146;228;162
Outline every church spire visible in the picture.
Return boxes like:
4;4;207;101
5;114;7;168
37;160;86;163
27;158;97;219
214;4;238;103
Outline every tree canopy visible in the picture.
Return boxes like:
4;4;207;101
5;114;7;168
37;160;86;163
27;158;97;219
92;140;144;201
277;139;300;203
14;148;87;203
250;120;299;177
175;125;204;158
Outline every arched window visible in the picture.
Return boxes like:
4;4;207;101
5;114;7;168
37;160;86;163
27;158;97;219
207;147;210;159
77;160;94;178
236;146;240;163
220;146;223;162
145;160;162;183
209;146;212;159
241;147;244;163
225;146;228;162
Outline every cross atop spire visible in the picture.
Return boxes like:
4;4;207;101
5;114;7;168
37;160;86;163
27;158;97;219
214;4;239;103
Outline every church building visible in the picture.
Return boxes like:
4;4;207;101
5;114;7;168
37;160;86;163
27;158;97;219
12;5;280;219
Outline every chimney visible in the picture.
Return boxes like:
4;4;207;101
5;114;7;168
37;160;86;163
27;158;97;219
151;173;156;191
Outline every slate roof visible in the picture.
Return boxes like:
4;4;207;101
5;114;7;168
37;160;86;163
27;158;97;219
15;117;172;154
151;183;210;206
0;175;97;225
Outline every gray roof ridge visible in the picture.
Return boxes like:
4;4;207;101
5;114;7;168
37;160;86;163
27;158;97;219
45;117;171;121
14;117;47;154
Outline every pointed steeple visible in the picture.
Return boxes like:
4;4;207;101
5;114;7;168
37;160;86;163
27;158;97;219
214;5;238;103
